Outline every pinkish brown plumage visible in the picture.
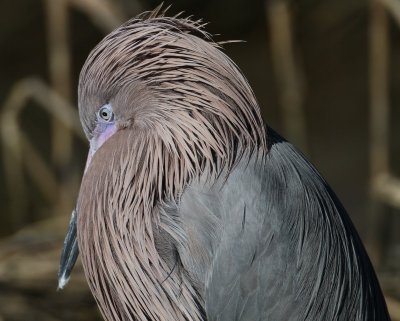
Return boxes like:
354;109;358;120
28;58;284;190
77;7;265;321
58;6;391;321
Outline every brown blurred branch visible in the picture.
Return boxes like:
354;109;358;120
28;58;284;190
45;0;75;214
46;0;73;169
68;0;129;32
0;78;84;229
267;0;307;153
381;0;400;26
372;174;400;209
369;0;389;179
368;0;400;273
0;216;99;320
386;295;400;321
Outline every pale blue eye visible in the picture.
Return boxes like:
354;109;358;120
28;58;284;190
97;104;114;122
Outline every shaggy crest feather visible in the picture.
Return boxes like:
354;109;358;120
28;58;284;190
77;7;266;321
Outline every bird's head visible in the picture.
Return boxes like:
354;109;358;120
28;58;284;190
77;12;266;180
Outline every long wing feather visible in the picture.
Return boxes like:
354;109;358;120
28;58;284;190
165;128;390;321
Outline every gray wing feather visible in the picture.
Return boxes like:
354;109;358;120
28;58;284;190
159;129;390;321
178;152;299;321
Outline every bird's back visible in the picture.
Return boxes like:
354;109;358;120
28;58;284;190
163;128;390;321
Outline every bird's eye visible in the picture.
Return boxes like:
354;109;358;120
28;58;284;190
98;105;114;122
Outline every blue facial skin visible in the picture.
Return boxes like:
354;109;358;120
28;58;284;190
85;104;117;173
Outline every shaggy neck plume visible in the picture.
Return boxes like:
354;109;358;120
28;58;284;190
77;8;266;321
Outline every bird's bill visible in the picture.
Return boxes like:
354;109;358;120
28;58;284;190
57;147;91;290
58;208;79;290
58;124;117;290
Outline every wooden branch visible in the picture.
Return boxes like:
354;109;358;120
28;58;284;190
381;0;400;27
45;0;74;171
372;174;400;208
0;78;84;229
267;0;307;153
0;217;99;320
68;0;129;32
369;0;390;178
367;0;391;269
386;295;400;321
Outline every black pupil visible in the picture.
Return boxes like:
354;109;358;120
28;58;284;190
102;110;109;118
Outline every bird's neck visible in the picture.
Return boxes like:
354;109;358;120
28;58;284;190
77;139;204;320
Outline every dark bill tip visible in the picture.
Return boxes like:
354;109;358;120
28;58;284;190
58;208;79;290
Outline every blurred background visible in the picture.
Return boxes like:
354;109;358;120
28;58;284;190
0;0;399;319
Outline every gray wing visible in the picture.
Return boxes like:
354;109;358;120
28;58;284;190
159;129;390;321
175;140;300;321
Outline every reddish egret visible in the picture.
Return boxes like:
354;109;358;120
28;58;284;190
59;9;391;321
